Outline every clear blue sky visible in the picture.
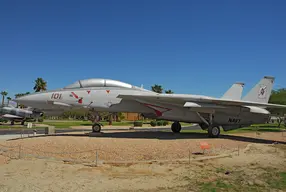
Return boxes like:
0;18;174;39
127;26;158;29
1;0;285;98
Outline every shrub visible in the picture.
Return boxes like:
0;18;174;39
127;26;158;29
157;121;163;126
150;120;157;127
134;121;143;127
162;121;168;126
0;118;8;123
26;118;36;122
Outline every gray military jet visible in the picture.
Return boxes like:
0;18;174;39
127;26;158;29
0;105;43;125
14;76;285;137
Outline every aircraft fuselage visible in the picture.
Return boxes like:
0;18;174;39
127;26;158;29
15;87;270;131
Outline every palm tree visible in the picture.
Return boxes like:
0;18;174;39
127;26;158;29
25;92;30;95
1;91;8;106
151;84;163;93
7;97;11;105
33;78;47;92
15;93;25;98
165;89;174;94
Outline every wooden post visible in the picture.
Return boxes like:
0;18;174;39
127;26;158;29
18;145;21;159
188;149;191;164
96;150;98;166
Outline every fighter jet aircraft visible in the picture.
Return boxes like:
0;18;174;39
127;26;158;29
0;104;43;125
14;76;286;137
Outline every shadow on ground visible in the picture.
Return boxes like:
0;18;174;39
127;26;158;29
7;130;286;145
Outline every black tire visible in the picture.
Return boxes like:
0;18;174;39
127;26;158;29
92;123;101;132
208;126;220;138
171;122;181;133
11;121;14;125
21;121;25;125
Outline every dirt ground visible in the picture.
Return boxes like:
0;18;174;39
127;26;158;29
0;131;286;192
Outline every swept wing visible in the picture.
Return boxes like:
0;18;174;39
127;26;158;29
117;94;286;109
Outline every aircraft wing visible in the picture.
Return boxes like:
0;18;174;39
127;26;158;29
117;94;286;109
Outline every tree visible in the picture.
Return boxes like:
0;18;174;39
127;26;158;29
165;89;174;94
33;78;47;92
15;93;25;98
268;88;286;127
1;91;8;106
151;84;163;93
7;97;11;105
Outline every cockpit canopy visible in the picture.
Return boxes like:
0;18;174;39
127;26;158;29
64;78;134;89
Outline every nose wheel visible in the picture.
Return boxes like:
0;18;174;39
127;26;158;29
171;121;181;133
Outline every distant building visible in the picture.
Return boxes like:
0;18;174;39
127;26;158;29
122;112;143;121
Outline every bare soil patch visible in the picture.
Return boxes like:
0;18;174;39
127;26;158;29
0;131;285;192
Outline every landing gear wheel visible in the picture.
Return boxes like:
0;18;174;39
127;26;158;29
21;121;25;125
11;121;14;125
171;122;181;133
208;126;220;138
92;123;101;132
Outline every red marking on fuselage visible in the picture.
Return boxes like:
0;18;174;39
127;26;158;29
87;90;91;94
78;98;83;104
142;103;171;117
106;90;110;93
71;92;79;99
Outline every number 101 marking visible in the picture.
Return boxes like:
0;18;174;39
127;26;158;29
51;93;62;100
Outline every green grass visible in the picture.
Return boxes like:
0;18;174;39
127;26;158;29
0;126;47;129
187;167;286;192
36;121;134;128
181;124;285;134
34;120;186;128
200;180;235;192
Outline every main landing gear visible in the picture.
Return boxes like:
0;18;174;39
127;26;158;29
207;126;220;138
171;121;181;133
92;123;101;133
197;112;221;138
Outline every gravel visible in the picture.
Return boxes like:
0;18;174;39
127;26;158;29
0;131;284;163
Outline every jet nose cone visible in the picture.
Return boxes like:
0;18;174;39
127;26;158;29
13;95;29;104
14;94;39;106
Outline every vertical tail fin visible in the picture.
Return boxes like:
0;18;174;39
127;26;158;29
221;82;244;100
242;76;275;103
